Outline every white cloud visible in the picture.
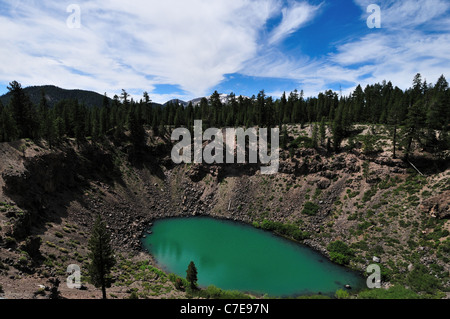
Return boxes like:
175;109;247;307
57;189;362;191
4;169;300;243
268;1;322;44
0;0;324;103
240;46;369;97
331;1;450;90
2;0;447;104
240;0;450;97
353;0;450;29
1;0;289;102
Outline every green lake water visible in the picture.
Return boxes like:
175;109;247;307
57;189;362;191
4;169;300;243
141;217;365;297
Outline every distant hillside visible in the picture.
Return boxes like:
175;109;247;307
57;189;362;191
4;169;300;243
0;85;248;109
163;94;250;108
0;85;111;108
163;99;188;107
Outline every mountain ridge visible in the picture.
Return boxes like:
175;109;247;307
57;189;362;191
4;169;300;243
164;93;251;107
0;85;249;108
0;85;113;108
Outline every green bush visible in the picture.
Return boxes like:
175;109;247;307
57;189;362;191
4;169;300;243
255;220;310;241
438;238;450;255
357;221;373;231
351;240;369;251
362;186;378;202
45;241;56;248
169;273;188;290
406;264;441;294
128;288;139;299
4;236;16;247
425;229;450;241
292;135;314;149
302;202;319;216
327;240;354;265
335;289;350;299
358;286;422;299
18;255;28;265
34;288;46;296
196;285;250;299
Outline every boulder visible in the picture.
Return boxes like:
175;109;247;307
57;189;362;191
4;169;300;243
421;191;450;219
317;178;331;190
20;236;42;258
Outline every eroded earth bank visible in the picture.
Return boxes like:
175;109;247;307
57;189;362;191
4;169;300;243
0;126;449;299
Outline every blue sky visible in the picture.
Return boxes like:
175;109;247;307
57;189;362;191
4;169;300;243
1;0;449;103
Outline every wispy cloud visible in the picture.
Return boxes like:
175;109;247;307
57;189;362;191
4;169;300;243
241;0;450;97
268;1;322;44
0;0;323;102
1;0;448;103
354;0;450;29
339;0;450;89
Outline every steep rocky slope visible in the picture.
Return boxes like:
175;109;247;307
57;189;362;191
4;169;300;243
0;125;449;299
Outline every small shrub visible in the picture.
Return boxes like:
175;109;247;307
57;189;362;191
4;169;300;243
43;258;54;267
128;288;139;299
58;247;69;254
358;285;421;299
302;202;319;216
34;288;46;296
363;186;378;202
175;278;184;290
406;264;441;294
327;240;354;265
4;236;16;247
18;255;28;265
254;219;310;241
335;289;350;299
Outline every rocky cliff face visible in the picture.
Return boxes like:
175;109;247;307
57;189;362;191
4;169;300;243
1;145;119;239
0;137;449;298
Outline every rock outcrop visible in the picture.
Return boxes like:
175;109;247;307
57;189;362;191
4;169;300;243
421;190;450;219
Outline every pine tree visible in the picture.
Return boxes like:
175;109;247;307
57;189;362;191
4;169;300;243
425;75;449;154
186;261;198;290
120;89;130;106
87;215;116;299
319;117;326;146
412;73;423;104
73;101;86;145
332;100;346;151
174;106;184;127
38;89;49;136
281;124;289;150
127;106;146;156
351;85;365;123
185;101;194;128
403;100;426;160
54;117;64;142
210;91;222;126
7;81;37;139
280;92;287;124
362;127;377;154
387;92;404;159
311;123;319;149
362;161;370;182
38;89;56;147
0;102;18;142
